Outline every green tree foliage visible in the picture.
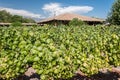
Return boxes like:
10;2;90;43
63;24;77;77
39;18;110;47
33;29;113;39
69;18;85;26
107;0;120;25
11;15;23;22
0;10;35;23
0;10;12;22
11;22;22;27
22;18;36;23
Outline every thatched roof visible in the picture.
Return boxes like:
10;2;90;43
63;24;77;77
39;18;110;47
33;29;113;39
38;13;104;23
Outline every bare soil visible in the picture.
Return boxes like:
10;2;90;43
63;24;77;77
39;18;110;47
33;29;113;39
14;67;120;80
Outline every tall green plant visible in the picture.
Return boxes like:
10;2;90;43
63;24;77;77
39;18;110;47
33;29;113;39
11;22;22;27
107;0;120;25
69;18;85;26
0;10;35;23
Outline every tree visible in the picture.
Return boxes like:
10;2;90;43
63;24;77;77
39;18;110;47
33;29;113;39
107;0;120;25
11;15;23;22
22;18;35;23
11;22;22;27
69;18;85;26
0;10;12;22
0;10;36;23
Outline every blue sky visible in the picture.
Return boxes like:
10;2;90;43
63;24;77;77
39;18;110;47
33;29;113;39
0;0;114;20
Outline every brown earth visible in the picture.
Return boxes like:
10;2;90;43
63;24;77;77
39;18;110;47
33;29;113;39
14;67;120;80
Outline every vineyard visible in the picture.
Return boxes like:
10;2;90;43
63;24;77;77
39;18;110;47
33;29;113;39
0;25;120;80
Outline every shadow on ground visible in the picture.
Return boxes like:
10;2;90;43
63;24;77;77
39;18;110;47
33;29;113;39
14;71;120;80
69;71;120;80
15;73;40;80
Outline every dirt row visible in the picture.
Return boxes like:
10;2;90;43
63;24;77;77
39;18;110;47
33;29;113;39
14;67;120;80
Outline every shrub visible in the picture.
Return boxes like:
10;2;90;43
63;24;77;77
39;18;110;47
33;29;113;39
69;18;85;26
11;22;22;27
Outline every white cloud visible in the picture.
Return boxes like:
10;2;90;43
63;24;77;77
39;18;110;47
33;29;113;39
0;7;41;19
42;3;94;17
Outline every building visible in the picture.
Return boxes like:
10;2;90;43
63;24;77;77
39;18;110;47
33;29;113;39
38;13;105;26
0;23;37;27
